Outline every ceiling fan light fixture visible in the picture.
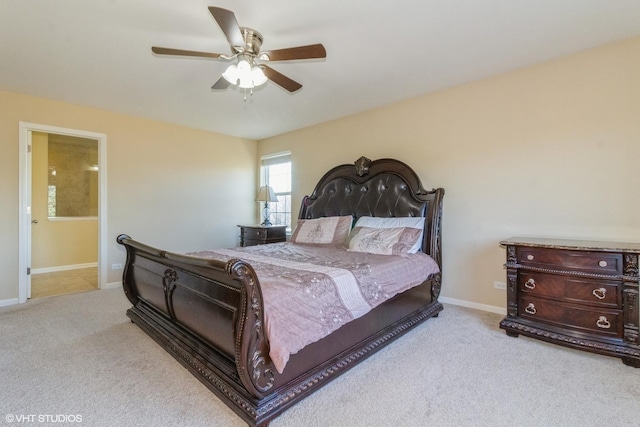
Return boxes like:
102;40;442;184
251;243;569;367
226;55;267;89
236;57;253;88
238;74;254;89
222;63;238;84
251;66;267;86
237;58;251;73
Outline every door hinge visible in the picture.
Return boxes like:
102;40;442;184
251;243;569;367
27;267;31;275
27;145;32;153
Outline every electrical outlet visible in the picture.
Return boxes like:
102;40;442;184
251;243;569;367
493;281;506;290
112;263;123;270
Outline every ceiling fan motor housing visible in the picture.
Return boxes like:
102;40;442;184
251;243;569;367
236;27;263;56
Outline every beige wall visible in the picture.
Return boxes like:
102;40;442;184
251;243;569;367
0;90;257;301
258;36;640;311
31;132;98;269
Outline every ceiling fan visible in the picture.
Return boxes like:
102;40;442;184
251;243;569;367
151;6;326;94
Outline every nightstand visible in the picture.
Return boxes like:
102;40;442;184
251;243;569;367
238;224;287;247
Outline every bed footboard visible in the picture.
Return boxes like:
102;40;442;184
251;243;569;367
117;235;276;404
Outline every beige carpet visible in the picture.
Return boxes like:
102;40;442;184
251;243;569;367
0;288;638;427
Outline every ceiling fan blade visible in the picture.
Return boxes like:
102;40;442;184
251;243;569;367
261;44;326;61
263;66;302;92
211;76;231;90
151;47;222;59
208;7;244;49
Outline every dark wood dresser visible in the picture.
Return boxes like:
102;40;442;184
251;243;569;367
238;224;286;247
500;237;640;367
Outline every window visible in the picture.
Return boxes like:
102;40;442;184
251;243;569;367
261;152;291;230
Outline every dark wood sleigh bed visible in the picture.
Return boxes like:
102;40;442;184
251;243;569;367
117;156;445;426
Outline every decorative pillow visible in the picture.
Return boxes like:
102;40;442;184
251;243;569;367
290;216;353;246
348;226;422;255
352;216;425;253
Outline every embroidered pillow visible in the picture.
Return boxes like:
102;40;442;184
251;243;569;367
348;226;422;255
290;216;353;246
353;216;425;253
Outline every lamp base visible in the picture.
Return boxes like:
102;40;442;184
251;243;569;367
261;202;272;226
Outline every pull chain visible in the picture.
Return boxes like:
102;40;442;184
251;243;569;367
243;87;254;102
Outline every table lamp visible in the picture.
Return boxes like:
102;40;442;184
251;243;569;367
255;185;278;226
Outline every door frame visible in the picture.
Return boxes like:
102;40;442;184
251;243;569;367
18;122;107;303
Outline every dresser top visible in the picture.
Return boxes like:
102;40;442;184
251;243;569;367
237;224;287;229
500;237;640;254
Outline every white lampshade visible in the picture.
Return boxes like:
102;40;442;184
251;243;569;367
237;58;251;73
251;66;268;86
255;185;278;202
222;57;268;89
222;64;238;84
238;74;254;89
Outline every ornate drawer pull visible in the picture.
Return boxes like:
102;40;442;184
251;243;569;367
598;260;608;267
592;288;607;300
524;303;537;315
524;278;536;289
596;316;611;329
526;254;534;261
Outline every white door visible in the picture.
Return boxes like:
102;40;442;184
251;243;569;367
26;131;33;299
18;122;107;304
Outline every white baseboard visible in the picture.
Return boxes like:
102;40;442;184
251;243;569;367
0;298;20;308
0;283;120;308
439;296;506;315
101;281;121;290
32;262;98;275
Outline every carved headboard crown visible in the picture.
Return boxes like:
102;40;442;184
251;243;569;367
298;156;444;268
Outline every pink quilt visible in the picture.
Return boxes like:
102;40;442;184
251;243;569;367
191;242;439;373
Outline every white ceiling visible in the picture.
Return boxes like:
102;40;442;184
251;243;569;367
2;1;640;140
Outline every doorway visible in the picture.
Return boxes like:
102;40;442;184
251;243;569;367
18;122;107;303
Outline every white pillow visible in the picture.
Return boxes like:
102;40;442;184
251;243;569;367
348;226;423;255
353;216;425;253
290;216;353;246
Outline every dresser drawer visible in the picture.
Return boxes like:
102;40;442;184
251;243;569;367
519;272;621;308
519;296;622;338
517;247;622;275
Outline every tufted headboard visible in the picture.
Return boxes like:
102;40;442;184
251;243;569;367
298;156;445;269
